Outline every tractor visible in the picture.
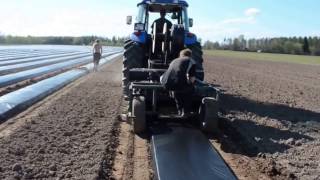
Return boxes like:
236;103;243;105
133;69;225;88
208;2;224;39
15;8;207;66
124;0;220;134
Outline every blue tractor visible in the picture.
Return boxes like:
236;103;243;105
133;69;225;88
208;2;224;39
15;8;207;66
124;0;220;134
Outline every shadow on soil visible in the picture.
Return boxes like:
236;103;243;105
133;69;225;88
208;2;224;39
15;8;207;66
211;93;317;157
222;94;320;123
216;117;312;157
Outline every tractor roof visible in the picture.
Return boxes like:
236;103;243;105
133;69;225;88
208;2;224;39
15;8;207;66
138;0;189;7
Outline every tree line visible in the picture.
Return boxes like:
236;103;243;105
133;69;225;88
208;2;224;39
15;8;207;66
2;34;320;56
0;35;127;46
203;35;320;56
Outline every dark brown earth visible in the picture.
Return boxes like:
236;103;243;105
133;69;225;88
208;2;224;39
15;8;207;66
204;54;320;180
111;118;152;180
0;59;122;179
0;54;319;180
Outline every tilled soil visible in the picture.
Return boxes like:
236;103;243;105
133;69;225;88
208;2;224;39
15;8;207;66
204;54;320;179
111;102;153;180
0;59;123;179
1;53;319;180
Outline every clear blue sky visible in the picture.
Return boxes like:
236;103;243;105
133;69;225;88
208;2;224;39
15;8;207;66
0;0;319;41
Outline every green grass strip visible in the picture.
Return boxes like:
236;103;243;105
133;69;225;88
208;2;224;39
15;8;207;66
204;50;320;65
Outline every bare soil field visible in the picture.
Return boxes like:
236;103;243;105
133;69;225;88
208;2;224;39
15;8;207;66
204;54;320;179
0;59;123;179
0;54;319;180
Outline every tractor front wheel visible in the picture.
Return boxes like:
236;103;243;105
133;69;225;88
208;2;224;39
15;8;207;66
187;42;204;81
122;40;144;97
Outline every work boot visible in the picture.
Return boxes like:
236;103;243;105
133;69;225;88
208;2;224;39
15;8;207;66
181;108;193;119
177;109;186;118
177;108;183;116
181;112;192;118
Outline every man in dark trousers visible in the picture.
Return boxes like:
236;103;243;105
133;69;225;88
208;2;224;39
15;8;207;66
151;9;172;34
151;10;173;57
161;49;196;117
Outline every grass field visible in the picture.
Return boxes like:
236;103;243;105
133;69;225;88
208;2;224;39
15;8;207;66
204;50;320;65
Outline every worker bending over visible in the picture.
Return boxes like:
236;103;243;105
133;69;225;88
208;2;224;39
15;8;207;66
161;49;196;117
92;39;103;72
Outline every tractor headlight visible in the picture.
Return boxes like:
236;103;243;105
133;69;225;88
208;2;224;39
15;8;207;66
134;23;145;31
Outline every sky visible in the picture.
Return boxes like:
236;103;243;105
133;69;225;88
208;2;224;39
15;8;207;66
0;0;319;41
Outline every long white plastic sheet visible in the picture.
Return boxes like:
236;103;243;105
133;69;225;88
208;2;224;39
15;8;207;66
0;50;69;56
0;51;121;87
0;48;117;67
0;53;92;72
0;52;122;120
0;51;75;61
0;52;88;66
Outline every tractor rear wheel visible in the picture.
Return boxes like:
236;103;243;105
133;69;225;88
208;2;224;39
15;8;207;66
187;42;204;81
123;40;144;97
132;96;146;134
199;97;219;134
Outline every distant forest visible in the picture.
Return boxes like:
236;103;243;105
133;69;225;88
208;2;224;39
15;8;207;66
203;35;320;56
0;35;127;46
1;34;320;56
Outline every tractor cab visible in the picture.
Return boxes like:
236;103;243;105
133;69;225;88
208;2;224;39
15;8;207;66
126;0;196;69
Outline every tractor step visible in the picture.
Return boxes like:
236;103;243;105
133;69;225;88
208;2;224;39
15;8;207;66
157;114;197;120
151;127;237;180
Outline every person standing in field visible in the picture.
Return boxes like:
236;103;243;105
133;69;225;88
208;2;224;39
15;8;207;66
92;39;103;72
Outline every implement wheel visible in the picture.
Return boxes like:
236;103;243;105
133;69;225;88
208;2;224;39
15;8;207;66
199;97;219;133
132;96;146;134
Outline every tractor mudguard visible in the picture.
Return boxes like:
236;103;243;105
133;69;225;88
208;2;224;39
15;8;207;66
195;85;218;99
194;80;220;99
130;31;147;44
184;33;197;45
